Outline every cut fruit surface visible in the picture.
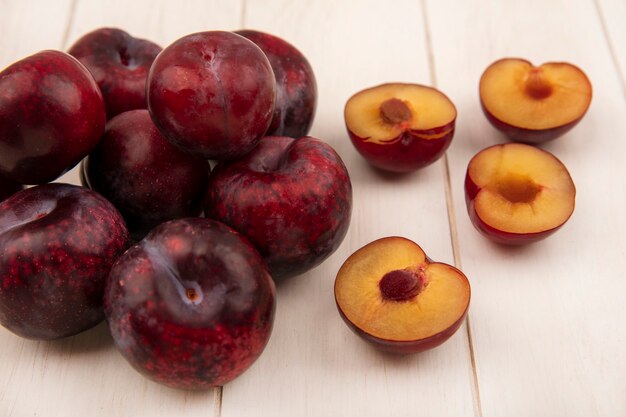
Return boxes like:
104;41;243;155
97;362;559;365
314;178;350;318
479;58;592;143
344;83;456;172
465;143;575;243
335;237;470;353
345;83;456;144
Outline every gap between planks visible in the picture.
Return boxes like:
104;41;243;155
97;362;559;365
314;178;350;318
419;1;484;416
591;0;626;101
60;0;79;49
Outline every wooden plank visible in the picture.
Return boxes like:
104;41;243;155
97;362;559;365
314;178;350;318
0;0;74;69
219;1;476;416
425;0;626;416
0;1;243;416
596;0;626;97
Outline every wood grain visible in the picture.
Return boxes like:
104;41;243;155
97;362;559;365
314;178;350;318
219;1;476;416
425;0;626;415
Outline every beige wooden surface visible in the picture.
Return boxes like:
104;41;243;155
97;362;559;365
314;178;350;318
0;1;624;416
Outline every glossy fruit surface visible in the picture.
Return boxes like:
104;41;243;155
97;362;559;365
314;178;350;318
0;184;129;340
105;218;276;389
0;50;106;184
237;29;317;138
83;109;210;239
68;27;162;119
204;136;352;279
147;31;275;160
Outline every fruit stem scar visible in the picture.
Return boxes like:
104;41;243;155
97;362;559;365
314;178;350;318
379;266;425;302
379;98;412;125
186;287;199;302
524;67;553;99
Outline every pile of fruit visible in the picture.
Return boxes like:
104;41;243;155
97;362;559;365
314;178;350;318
0;28;352;389
0;23;592;390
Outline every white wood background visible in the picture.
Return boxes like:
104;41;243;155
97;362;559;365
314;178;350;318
0;0;624;416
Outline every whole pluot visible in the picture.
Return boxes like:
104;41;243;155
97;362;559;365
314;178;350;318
105;218;276;389
0;50;106;184
0;184;130;340
147;31;276;160
204;136;352;279
236;30;317;138
82;109;210;240
68;27;162;119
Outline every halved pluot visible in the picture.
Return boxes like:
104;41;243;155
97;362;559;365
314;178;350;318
479;58;592;144
465;143;576;245
344;83;456;173
334;237;470;354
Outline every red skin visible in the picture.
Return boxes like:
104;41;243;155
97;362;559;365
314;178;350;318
336;302;468;354
147;31;275;160
348;122;455;173
0;51;106;184
105;218;276;389
204;136;352;280
464;167;568;245
83;110;210;240
0;184;130;340
480;101;583;144
236;30;317;138
68;28;162;119
0;176;23;202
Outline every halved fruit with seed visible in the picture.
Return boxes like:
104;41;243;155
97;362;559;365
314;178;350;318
479;58;592;144
344;83;456;173
334;237;470;354
465;143;576;244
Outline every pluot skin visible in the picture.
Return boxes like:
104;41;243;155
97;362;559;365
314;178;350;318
0;176;23;202
348;122;455;173
105;218;276;389
204;136;352;280
336;304;468;354
480;104;583;144
236;30;317;138
68;27;162;119
147;31;276;160
0;50;106;184
83;110;210;240
0;184;130;340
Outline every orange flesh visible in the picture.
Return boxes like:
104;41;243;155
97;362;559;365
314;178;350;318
335;237;470;342
480;59;592;130
344;83;457;144
469;143;575;234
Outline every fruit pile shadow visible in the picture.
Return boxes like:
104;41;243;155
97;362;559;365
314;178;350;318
45;321;114;357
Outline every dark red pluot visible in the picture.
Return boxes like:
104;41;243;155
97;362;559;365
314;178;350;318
204;136;352;279
0;50;106;184
0;184;130;340
347;122;455;173
83;109;210;239
105;218;276;389
147;31;276;160
68;28;162;119
236;30;317;138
